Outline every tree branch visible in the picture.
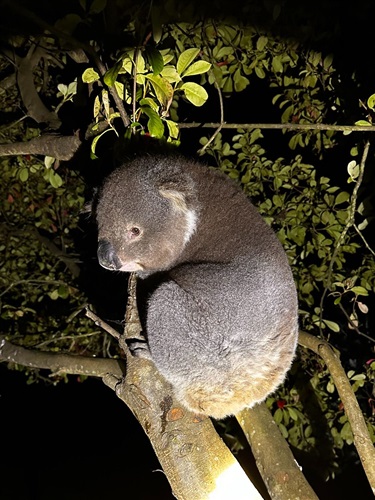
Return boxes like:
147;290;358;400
99;273;263;500
0;134;82;161
5;0;130;128
237;403;318;499
319;140;371;330
298;330;375;495
0;335;125;378
179;122;375;132
16;46;61;129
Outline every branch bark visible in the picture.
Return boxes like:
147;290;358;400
178;122;375;132
101;273;264;499
298;330;375;495
16;46;61;129
0;335;124;377
0;134;82;161
237;404;318;500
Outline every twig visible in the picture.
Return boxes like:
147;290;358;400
198;79;224;154
298;330;375;494
178;122;375;132
85;308;121;340
319;140;371;331
337;303;375;343
354;224;375;257
132;48;139;125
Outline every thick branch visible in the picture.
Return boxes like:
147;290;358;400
237;404;318;500
298;330;375;495
0;335;124;378
16;46;61;129
104;363;263;500
6;1;130;128
101;273;264;500
0;134;82;161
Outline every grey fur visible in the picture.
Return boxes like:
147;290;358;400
96;155;298;419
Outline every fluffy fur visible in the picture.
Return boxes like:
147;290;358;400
96;155;298;419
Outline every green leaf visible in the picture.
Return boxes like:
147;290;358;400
44;156;55;169
103;60;123;86
141;106;165;138
323;320;340;332
272;56;283;73
177;48;200;75
233;68;250;92
273;408;283;424
323;54;333;69
91;128;115;158
82;68;100;84
48;170;63;188
161;66;181;83
19;167;29;182
367;93;375;110
335;191;350;205
355;120;371;126
327;380;335;393
287;407;299;421
58;285;69;299
256;36;268;51
139;97;159;111
151;4;163;43
222;76;233;93
350;286;369;296
165;119;179;139
49;289;59;300
351;373;366;381
145;46;164;76
254;66;266;79
89;0;107;14
180;82;208;107
145;74;174;108
182;60;211;77
278;423;288;438
114;81;124;99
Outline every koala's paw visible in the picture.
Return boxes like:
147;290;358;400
127;340;152;360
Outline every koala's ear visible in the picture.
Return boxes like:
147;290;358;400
157;175;195;213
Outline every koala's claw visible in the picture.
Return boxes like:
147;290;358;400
128;340;152;360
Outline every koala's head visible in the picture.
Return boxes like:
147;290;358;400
95;156;199;277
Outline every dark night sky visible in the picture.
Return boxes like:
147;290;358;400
0;365;173;500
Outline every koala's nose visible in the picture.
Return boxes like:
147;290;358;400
97;240;122;270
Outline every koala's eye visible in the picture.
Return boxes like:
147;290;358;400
129;227;141;238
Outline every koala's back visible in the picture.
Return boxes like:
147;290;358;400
96;156;298;419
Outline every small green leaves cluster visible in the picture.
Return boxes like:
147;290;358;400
0;156;109;369
355;91;375;127
82;46;211;154
165;21;339;154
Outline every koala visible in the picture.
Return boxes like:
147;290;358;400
96;155;298;419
